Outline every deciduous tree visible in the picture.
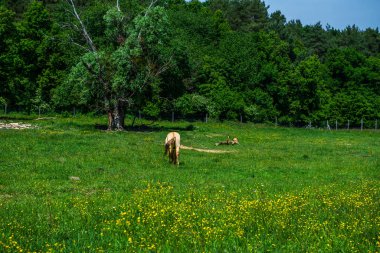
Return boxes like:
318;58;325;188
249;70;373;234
62;0;173;129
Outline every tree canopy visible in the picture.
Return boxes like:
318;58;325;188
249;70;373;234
1;0;379;127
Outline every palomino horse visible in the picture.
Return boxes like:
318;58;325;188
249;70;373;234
164;132;181;165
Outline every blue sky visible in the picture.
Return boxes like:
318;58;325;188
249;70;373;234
264;0;380;30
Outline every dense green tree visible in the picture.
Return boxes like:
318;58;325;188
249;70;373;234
217;31;291;120
161;1;231;116
243;88;277;122
2;0;29;16
323;48;380;125
59;1;174;129
268;10;286;38
324;47;366;91
282;19;308;62
174;93;211;119
302;22;330;57
328;88;380;126
339;25;366;53
10;1;55;112
0;0;379;125
364;56;380;95
286;55;330;124
0;6;16;110
196;55;244;119
208;0;269;32
362;28;380;56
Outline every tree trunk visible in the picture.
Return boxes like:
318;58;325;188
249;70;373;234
113;109;123;130
107;110;114;130
131;115;137;127
106;101;125;131
118;102;125;129
108;102;125;130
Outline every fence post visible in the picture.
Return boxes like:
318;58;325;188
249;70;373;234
73;107;76;117
376;119;378;130
361;118;363;131
138;111;141;120
171;111;174;123
4;104;7;114
335;120;338;130
275;117;277;127
327;120;331;130
347;120;350;130
240;114;243;123
205;113;208;123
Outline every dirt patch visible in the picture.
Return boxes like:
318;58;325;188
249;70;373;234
205;133;224;138
0;194;13;199
180;145;236;153
0;122;36;129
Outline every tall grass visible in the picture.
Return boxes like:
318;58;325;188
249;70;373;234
0;114;379;252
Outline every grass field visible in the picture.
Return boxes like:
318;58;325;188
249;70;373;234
0;114;379;252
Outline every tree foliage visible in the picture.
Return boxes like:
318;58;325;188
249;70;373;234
0;0;379;127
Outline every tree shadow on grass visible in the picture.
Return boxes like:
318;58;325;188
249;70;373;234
1;115;196;133
95;123;196;132
0;116;35;121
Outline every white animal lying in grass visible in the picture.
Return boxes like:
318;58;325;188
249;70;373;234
215;136;239;146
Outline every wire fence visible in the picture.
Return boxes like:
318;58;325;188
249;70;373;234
159;112;379;130
304;119;379;131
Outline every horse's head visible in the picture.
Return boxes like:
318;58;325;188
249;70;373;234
165;132;180;165
165;137;179;165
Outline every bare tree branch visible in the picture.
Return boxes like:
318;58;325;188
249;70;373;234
66;0;97;53
69;38;91;52
155;55;174;76
116;0;121;12
137;0;159;42
146;0;159;15
71;23;81;32
64;7;75;17
60;21;80;33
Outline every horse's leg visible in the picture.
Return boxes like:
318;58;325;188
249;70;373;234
176;147;180;166
169;148;173;163
170;149;175;163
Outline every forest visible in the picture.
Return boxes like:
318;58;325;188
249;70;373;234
1;0;379;129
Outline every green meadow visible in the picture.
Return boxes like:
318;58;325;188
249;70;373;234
0;115;379;252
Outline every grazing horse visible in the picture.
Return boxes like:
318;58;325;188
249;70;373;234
164;132;181;165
